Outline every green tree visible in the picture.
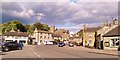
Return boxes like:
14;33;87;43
79;32;83;36
1;20;25;33
33;22;42;30
27;25;35;34
10;20;25;32
41;24;50;31
24;24;31;32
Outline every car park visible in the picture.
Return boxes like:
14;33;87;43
2;41;23;52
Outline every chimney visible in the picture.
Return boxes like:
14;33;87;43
109;23;112;27
34;28;38;33
17;29;20;33
113;19;118;25
104;21;108;26
83;24;87;31
5;29;7;33
10;28;15;32
50;25;55;33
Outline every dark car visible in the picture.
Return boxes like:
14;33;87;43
58;42;65;47
2;41;23;52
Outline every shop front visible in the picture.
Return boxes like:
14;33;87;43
103;37;120;50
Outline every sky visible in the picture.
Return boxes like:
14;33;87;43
1;0;119;34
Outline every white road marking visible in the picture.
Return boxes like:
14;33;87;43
31;45;41;58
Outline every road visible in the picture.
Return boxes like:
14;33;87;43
1;45;118;58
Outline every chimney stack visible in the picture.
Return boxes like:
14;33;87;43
104;21;108;26
17;29;20;33
113;19;118;25
34;28;38;33
10;28;15;32
83;24;87;31
50;25;55;33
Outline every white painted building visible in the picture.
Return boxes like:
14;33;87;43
103;26;120;50
4;29;28;44
33;28;53;45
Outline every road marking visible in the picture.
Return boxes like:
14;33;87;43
38;55;40;57
31;45;41;58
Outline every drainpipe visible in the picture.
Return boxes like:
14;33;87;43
118;37;120;51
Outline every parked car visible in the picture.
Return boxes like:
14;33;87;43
0;42;3;49
68;42;74;47
58;42;65;47
0;42;3;54
44;41;53;45
76;42;81;46
2;41;23;52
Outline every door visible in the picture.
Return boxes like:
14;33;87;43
101;41;103;49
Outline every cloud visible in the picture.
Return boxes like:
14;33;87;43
2;0;119;2
2;2;118;33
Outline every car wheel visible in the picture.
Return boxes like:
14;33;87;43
18;47;22;50
4;47;9;52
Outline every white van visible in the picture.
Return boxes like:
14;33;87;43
44;40;53;45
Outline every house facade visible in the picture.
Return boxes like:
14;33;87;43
96;19;119;49
55;29;70;41
32;25;65;45
71;31;83;45
83;27;101;48
3;28;28;44
102;26;120;50
33;28;53;45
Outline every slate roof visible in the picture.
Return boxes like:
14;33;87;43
103;25;120;37
52;33;62;37
84;27;102;32
37;30;52;34
4;32;28;37
37;30;62;37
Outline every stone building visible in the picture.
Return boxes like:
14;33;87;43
33;28;54;45
96;19;119;49
102;25;120;50
32;25;68;45
83;26;101;48
55;29;70;41
71;29;83;45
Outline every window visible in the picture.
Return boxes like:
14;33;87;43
104;42;110;47
44;36;46;39
40;33;42;35
88;34;92;38
48;37;49;39
111;38;119;47
15;36;18;39
19;40;26;43
40;36;42;39
88;40;92;44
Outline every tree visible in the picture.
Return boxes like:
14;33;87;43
1;20;25;33
27;25;35;34
79;32;83;36
33;22;42;30
41;24;50;31
24;24;31;32
10;20;25;32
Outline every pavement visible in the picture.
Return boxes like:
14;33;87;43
67;46;120;56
